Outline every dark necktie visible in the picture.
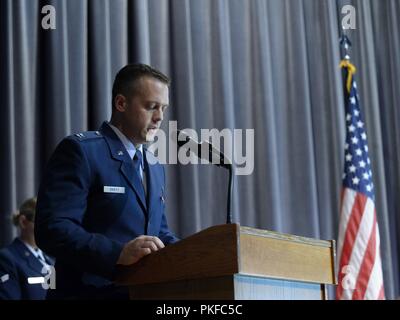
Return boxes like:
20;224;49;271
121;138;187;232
133;150;143;180
133;150;147;198
134;150;148;202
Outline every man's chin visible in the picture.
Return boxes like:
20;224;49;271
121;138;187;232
145;130;158;142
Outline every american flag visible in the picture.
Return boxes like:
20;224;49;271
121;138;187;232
336;60;385;300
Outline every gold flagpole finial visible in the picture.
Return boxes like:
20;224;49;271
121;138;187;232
339;28;356;93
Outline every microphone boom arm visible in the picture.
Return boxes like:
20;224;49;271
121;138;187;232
177;130;234;224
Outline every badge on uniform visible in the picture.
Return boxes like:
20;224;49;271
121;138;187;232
104;186;125;194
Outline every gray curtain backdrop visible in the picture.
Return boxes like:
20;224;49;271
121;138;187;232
0;0;399;299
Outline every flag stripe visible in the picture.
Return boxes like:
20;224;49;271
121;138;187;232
336;192;367;299
364;230;385;299
378;284;385;300
337;188;356;257
339;193;368;267
348;199;375;269
338;195;374;299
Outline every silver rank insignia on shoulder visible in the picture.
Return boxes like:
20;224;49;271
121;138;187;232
1;274;9;283
117;151;124;156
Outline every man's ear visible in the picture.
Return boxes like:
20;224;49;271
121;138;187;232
114;94;127;112
19;215;29;229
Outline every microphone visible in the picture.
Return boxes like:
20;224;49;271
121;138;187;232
175;130;232;169
174;130;234;224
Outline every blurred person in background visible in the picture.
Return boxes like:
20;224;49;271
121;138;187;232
0;197;54;300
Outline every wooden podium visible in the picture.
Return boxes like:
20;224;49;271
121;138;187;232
116;224;337;300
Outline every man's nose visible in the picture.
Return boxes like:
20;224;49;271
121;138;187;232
154;108;163;122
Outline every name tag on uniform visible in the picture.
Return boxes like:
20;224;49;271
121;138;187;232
104;186;125;194
27;276;45;284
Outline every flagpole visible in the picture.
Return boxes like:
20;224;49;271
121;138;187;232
339;27;352;61
339;28;356;99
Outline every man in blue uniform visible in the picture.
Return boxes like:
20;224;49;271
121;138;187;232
0;198;55;300
35;64;179;299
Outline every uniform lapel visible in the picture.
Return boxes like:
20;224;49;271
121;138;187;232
120;162;147;210
13;239;44;275
43;253;55;266
100;122;147;211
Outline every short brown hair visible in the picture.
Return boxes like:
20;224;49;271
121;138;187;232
112;63;170;110
12;197;37;226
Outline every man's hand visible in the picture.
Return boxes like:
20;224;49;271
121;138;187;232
117;235;165;266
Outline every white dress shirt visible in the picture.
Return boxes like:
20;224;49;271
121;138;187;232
108;123;147;194
23;241;49;268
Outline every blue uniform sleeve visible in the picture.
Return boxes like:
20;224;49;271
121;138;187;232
0;250;21;300
158;213;179;245
35;137;124;279
158;167;179;245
